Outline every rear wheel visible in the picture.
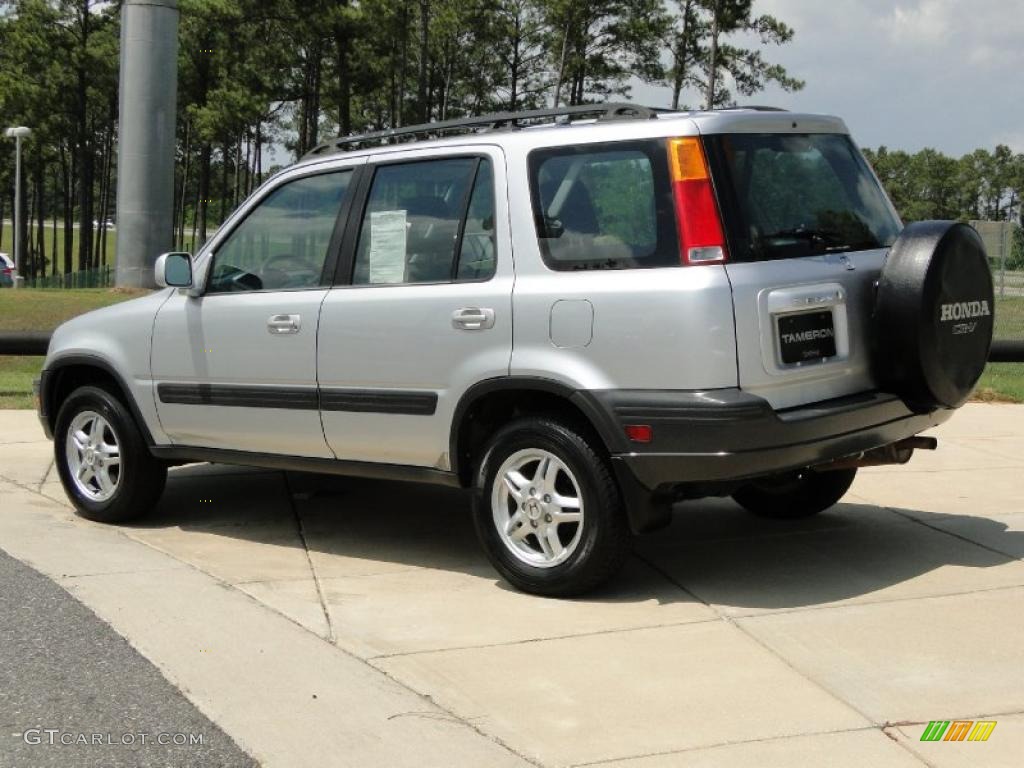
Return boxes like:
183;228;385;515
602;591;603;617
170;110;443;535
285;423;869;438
472;417;630;596
55;385;167;523
732;467;857;519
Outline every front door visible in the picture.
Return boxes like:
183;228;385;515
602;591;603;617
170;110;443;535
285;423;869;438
152;165;359;457
318;147;513;469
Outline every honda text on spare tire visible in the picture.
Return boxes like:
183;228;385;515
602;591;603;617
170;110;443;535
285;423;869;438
34;104;995;596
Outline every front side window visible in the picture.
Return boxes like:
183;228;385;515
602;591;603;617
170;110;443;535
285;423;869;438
207;170;352;293
353;157;494;285
528;140;678;270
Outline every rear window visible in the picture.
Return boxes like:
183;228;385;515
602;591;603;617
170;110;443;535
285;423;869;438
528;140;679;270
704;133;901;262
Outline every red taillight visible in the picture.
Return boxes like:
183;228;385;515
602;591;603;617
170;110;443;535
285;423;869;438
624;424;653;444
667;137;727;265
2;268;11;276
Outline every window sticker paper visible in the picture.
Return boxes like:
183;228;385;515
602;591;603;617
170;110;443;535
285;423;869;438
368;210;408;284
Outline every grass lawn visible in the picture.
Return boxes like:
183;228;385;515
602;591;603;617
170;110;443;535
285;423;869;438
976;365;1024;403
975;295;1024;403
0;357;41;409
0;288;145;408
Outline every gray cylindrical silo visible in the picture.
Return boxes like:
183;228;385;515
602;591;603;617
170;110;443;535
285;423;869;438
115;0;179;288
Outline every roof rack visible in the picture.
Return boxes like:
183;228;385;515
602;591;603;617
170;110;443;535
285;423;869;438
714;105;788;112
303;103;662;159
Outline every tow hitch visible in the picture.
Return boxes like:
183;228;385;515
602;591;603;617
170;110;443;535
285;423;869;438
819;436;938;471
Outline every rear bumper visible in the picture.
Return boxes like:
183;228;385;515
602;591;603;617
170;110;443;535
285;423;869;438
575;388;952;531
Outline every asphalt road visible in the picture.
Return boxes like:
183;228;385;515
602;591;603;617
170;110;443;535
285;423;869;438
0;548;257;768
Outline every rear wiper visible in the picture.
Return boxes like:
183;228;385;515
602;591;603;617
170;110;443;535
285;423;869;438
760;227;843;242
570;259;625;271
758;227;850;252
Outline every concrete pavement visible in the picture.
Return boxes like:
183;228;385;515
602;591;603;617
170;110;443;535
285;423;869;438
1;404;1022;767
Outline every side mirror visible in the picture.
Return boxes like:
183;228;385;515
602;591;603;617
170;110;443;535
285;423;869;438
155;252;193;288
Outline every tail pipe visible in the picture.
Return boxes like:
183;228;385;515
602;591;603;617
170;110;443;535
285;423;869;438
819;436;938;471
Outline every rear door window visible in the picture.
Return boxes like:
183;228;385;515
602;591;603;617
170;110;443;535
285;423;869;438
352;157;494;285
528;140;678;270
456;161;497;281
704;133;901;262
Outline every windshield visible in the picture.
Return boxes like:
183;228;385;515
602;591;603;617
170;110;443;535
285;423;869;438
704;133;901;261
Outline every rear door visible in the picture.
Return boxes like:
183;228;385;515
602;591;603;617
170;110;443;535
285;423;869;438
317;145;513;469
703;131;903;410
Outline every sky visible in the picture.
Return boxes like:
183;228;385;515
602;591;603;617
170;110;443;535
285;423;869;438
634;0;1024;156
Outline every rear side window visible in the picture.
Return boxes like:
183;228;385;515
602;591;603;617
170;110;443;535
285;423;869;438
528;140;678;270
704;133;901;262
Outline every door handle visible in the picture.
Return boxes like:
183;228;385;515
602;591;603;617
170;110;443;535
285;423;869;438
267;314;301;335
452;307;495;330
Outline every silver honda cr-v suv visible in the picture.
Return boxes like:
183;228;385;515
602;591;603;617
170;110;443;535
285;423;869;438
36;104;995;595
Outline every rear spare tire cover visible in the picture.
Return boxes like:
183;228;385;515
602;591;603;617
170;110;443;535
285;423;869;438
873;221;994;412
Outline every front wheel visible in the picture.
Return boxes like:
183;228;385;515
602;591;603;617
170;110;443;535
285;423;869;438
54;385;167;523
472;418;630;597
732;467;858;519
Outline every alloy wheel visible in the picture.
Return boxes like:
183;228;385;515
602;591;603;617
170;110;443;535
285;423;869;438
491;448;584;568
65;410;121;502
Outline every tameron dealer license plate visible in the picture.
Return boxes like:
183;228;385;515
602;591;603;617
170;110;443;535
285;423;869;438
777;310;836;364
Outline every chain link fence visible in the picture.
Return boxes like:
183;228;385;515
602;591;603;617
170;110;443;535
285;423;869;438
971;220;1024;401
21;265;114;290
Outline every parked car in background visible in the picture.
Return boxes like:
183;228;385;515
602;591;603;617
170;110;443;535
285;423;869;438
0;252;15;287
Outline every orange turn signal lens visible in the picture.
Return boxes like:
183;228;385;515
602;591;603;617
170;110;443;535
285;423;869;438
668;137;710;182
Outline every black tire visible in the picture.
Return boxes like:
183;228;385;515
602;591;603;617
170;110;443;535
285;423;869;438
732;468;857;520
472;417;630;597
54;385;167;523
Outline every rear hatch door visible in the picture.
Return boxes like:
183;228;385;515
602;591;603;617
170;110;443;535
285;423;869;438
703;130;903;410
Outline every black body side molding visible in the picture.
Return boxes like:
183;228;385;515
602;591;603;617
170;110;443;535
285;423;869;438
157;383;438;416
157;383;319;410
320;389;438;415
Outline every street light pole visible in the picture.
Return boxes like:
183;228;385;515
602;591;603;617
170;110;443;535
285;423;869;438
4;126;31;288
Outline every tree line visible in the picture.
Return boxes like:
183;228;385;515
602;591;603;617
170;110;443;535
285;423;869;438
2;3;1021;280
0;0;802;279
863;145;1024;267
0;0;118;278
863;145;1024;226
